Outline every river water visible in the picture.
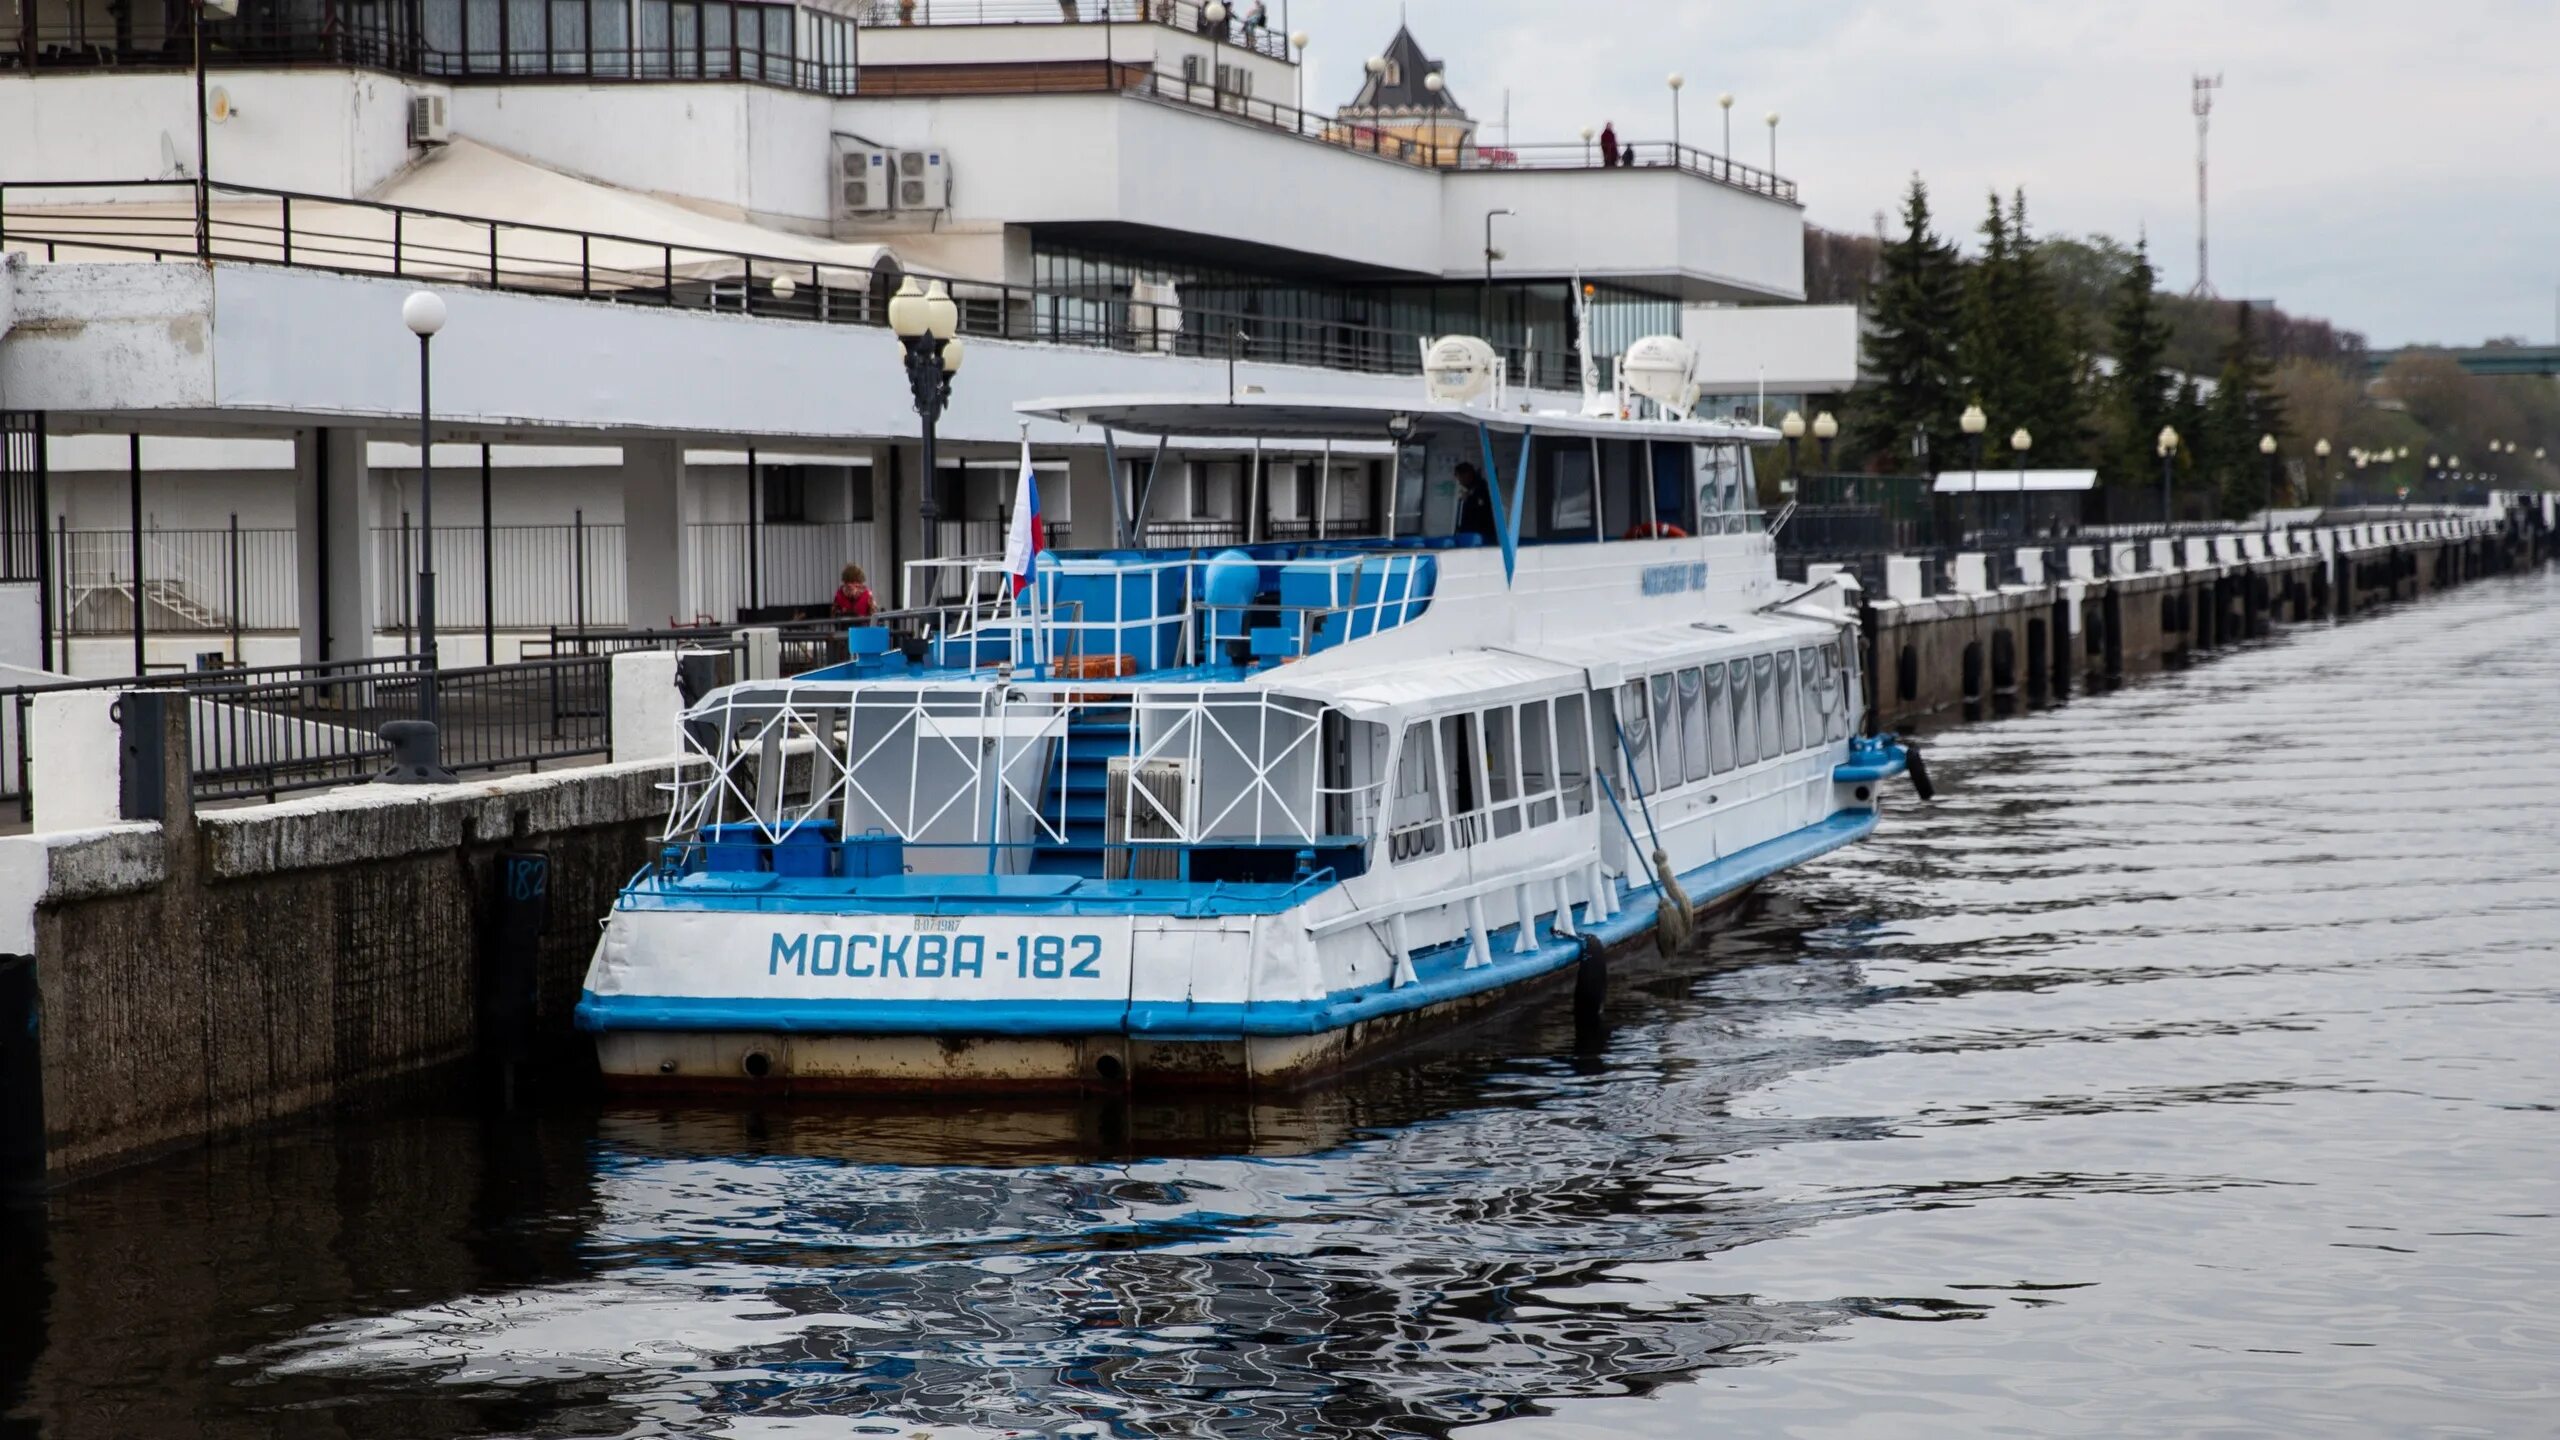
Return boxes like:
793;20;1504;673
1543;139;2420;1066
6;569;2557;1439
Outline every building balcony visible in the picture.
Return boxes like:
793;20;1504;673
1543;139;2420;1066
4;0;861;97
852;0;1292;64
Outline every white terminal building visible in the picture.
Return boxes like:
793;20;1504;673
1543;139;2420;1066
0;0;1851;675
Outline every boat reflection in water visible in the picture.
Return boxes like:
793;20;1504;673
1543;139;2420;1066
245;933;1922;1437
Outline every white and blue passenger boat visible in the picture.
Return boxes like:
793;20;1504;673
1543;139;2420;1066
578;338;1912;1091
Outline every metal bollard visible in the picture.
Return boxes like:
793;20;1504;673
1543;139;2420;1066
376;718;458;784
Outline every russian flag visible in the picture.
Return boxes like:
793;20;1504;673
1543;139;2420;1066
1003;438;1046;598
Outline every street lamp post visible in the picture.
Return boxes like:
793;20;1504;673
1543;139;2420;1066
402;291;446;719
1481;207;1513;335
2313;437;2331;504
1960;402;1987;540
1718;92;1734;161
1780;409;1806;486
1667;72;1684;156
1812;410;1839;472
2010;426;2033;537
1580;124;1595;166
1290;30;1307;115
1765;110;1780;174
2157;424;2181;528
892;278;964;567
2258;433;2278;530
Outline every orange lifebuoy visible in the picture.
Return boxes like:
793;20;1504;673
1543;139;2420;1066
1621;522;1690;540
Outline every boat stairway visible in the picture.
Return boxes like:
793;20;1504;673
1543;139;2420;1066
1028;705;1134;878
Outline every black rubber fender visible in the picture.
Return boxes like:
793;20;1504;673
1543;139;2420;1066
1903;737;1938;802
1573;934;1609;1029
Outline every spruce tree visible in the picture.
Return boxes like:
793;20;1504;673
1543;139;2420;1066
1958;190;2017;459
2107;236;2173;490
1851;177;1965;475
2203;302;2286;516
2006;191;2086;466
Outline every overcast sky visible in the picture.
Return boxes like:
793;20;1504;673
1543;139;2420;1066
1277;0;2556;348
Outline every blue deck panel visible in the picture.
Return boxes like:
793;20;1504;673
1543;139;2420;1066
579;809;1880;1038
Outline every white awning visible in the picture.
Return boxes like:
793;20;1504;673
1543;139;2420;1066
1932;469;2100;494
369;139;902;287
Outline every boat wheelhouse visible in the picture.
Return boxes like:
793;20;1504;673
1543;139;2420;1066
577;386;1911;1091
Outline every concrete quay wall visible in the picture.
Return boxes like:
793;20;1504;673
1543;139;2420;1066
2;728;676;1177
1865;516;2543;732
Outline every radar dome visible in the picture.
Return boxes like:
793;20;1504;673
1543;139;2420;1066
1423;335;1501;404
1620;334;1701;418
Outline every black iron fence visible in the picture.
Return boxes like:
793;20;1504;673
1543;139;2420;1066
0;652;611;819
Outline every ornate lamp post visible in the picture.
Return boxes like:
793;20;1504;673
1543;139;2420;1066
1780;409;1806;483
2156;424;2180;527
2257;432;2279;523
2312;437;2331;503
1289;30;1307;114
1812;410;1839;470
892;277;964;563
402;290;446;711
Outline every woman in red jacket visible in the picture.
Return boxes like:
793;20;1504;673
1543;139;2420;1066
831;563;877;622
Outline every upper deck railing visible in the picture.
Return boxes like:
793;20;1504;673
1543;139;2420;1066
0;178;1581;378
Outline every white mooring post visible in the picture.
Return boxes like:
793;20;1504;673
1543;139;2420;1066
26;691;128;834
609;651;685;765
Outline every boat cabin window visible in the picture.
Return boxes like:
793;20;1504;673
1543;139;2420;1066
1389;721;1447;863
1555;692;1593;817
1754;654;1781;755
1440;712;1484;847
1731;658;1760;767
1698;445;1752;525
1705;664;1736;773
1775;649;1802;753
1484;705;1524;839
1678;667;1711;783
1520;700;1559;828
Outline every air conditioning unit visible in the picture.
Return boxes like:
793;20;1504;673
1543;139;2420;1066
408;92;450;146
894;149;947;212
834;146;892;218
1105;757;1187;880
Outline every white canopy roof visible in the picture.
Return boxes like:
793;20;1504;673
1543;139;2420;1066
1021;393;1782;445
1260;649;1584;721
1932;469;2100;494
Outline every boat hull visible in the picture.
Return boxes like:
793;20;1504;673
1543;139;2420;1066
588;879;1766;1096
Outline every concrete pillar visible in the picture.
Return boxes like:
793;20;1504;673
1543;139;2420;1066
294;427;377;665
1952;553;1990;594
1065;447;1117;550
623;440;690;630
2014;548;2046;586
2149;538;2176;571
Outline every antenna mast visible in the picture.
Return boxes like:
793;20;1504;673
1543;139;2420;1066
2189;73;2223;298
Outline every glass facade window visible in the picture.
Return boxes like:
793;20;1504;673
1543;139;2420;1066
1029;237;1675;387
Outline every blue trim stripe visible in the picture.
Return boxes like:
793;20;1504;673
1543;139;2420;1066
577;811;1879;1041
